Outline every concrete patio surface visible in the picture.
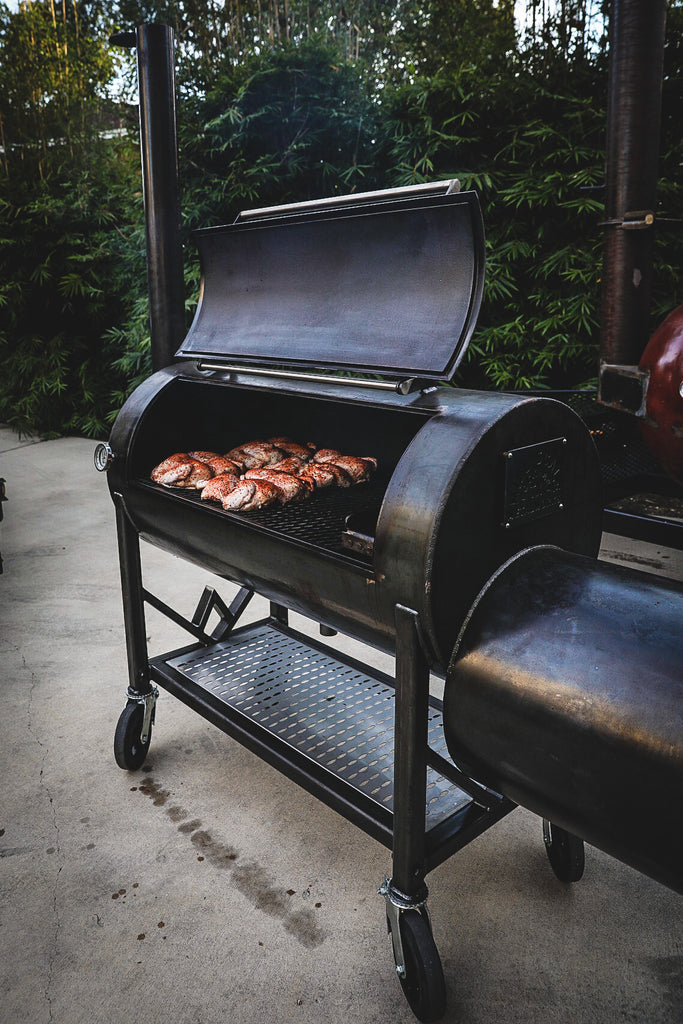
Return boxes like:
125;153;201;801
1;425;681;1024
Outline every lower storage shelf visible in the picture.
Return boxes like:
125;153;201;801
149;618;474;850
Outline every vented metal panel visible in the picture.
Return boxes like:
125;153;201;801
165;622;472;829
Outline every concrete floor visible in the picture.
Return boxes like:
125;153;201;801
1;425;681;1024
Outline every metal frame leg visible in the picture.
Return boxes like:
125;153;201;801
114;493;152;698
269;602;289;625
382;604;432;976
392;603;430;899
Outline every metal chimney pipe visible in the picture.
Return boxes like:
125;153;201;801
599;0;667;377
135;24;186;371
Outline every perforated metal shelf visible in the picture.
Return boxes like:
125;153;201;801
154;620;472;838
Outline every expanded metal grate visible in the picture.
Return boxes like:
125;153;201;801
144;476;386;561
166;622;471;830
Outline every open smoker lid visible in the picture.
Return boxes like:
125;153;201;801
176;182;485;383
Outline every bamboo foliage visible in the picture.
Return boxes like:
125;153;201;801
0;0;681;438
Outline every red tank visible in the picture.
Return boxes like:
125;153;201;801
639;305;683;483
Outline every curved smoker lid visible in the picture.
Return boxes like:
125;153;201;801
176;188;485;382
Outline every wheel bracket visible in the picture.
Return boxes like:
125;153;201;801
126;685;159;745
379;877;430;977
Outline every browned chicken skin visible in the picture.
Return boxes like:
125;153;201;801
201;473;242;503
323;455;373;483
298;463;337;489
269;456;307;475
151;454;213;489
312;448;343;463
245;468;312;503
224;441;283;469
221;478;280;511
267;437;316;460
188;452;241;476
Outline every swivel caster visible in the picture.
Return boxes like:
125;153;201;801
543;819;585;882
114;687;158;771
380;879;446;1022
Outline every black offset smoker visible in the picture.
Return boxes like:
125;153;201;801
98;25;683;1024
98;178;683;1020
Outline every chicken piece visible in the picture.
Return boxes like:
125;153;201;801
324;455;374;484
220;478;280;511
173;459;214;489
224;441;283;469
326;464;352;487
150;453;193;486
187;450;220;463
269;456;307;475
268;437;315;461
245;468;312;503
242;479;281;510
151;454;213;488
312;448;344;464
298;463;337;489
188;452;241;476
201;473;243;504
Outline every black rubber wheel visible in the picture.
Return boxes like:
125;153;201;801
543;820;585;882
114;701;151;771
397;910;447;1023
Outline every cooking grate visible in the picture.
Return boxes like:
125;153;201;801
144;475;386;561
165;621;471;830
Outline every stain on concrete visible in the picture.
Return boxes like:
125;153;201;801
177;818;202;835
135;776;326;947
138;778;170;806
167;805;189;823
646;955;683;1015
190;829;238;867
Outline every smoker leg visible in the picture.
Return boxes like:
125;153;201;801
381;605;446;1023
269;602;289;625
113;494;157;770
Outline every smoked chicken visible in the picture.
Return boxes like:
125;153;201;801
152;436;376;513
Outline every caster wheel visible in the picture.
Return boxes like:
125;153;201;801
397;910;446;1023
114;701;151;770
543;820;585;882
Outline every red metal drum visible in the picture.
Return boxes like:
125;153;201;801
639;305;683;483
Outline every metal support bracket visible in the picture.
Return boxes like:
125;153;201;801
378;877;430;978
141;584;255;645
126;685;159;745
599;210;655;230
193;585;254;640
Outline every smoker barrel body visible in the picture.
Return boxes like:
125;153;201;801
109;365;603;670
443;545;683;893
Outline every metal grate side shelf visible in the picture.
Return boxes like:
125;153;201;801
149;619;473;850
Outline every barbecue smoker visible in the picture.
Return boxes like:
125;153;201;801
97;174;683;1021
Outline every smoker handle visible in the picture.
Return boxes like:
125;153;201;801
235;179;460;223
